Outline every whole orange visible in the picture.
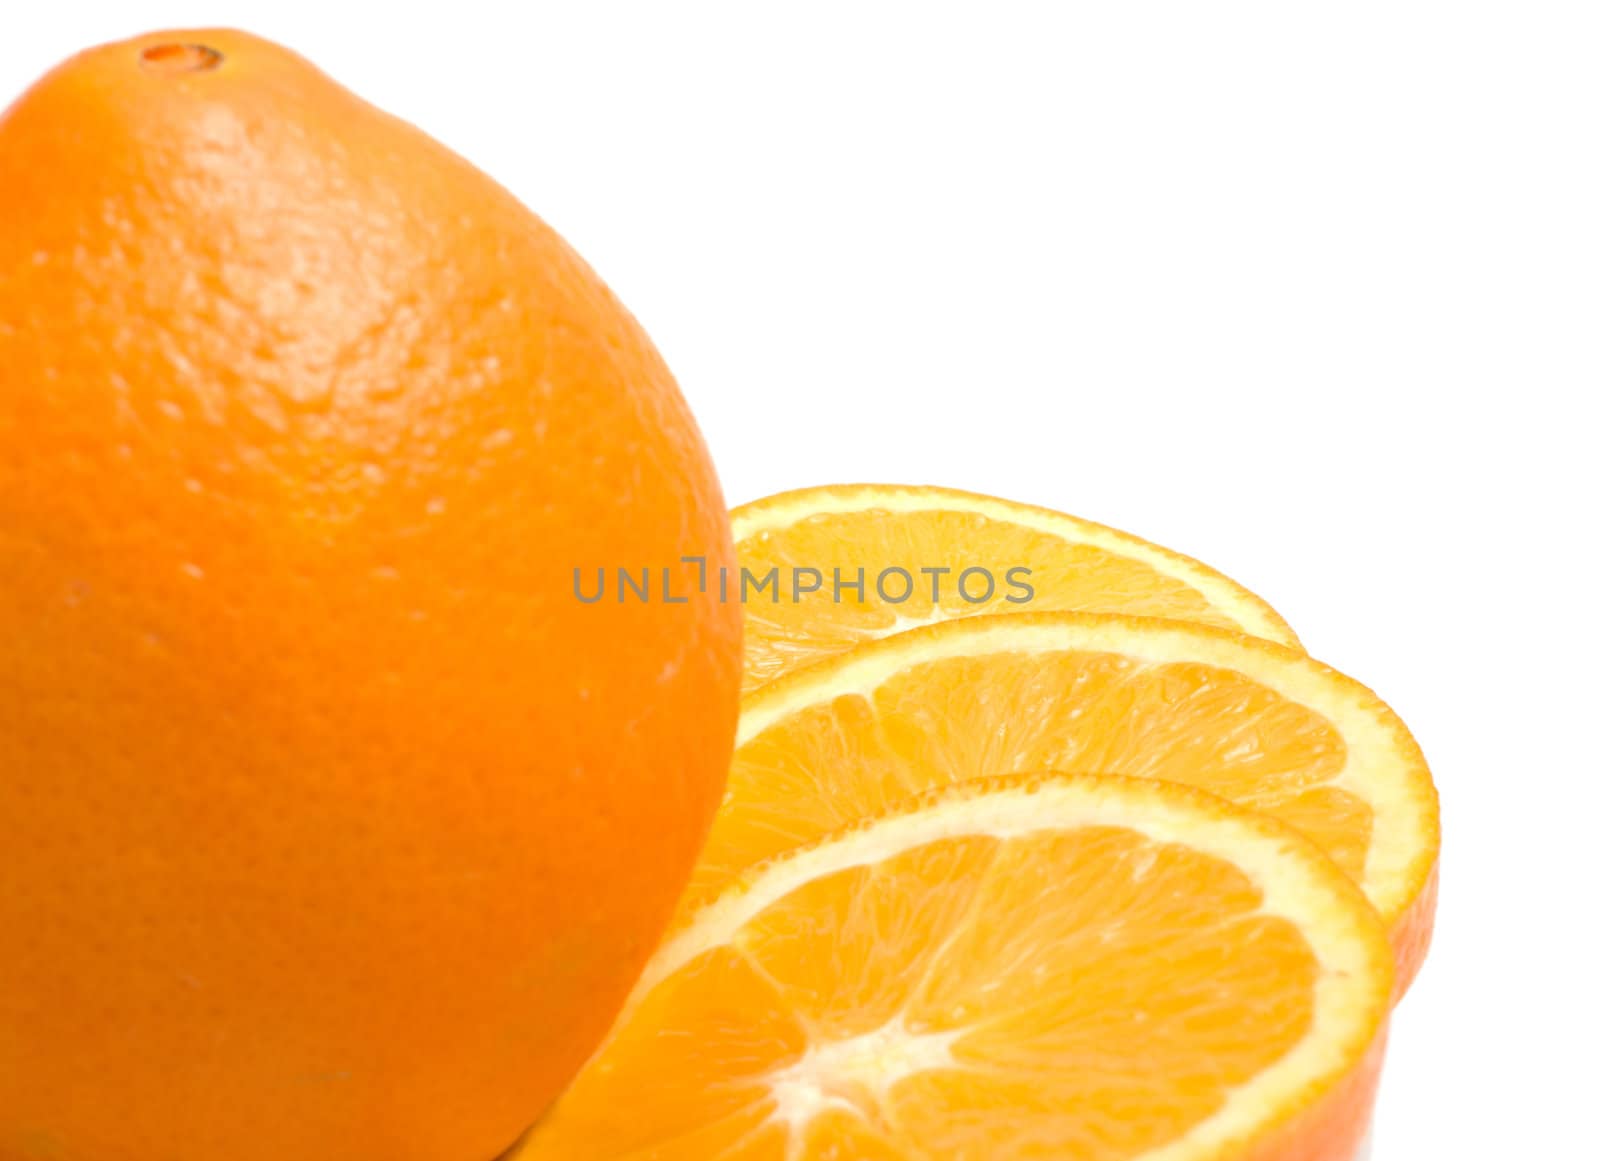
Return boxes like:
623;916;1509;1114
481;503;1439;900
0;28;741;1161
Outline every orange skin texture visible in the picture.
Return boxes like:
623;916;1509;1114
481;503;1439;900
0;28;741;1161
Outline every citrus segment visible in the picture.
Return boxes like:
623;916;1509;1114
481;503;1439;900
520;775;1393;1161
734;484;1300;692
696;611;1438;993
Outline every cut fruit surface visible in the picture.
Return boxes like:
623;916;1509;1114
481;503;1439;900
692;611;1438;993
518;774;1394;1161
733;484;1301;693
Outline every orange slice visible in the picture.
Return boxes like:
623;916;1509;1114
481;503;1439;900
733;484;1301;693
692;612;1438;994
517;774;1394;1161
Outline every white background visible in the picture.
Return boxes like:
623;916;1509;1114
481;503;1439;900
4;3;1596;1157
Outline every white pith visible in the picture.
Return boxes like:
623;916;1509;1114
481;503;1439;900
768;1018;962;1151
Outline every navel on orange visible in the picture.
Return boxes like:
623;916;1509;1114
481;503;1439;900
0;28;739;1161
519;774;1394;1161
734;484;1300;693
693;612;1438;994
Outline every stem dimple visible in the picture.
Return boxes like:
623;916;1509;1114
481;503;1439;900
139;43;224;74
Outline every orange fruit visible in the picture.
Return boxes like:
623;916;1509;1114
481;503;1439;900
734;484;1301;693
518;774;1395;1161
691;612;1438;994
0;28;740;1161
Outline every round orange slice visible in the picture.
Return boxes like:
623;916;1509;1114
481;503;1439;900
733;484;1301;693
692;611;1438;994
517;774;1394;1161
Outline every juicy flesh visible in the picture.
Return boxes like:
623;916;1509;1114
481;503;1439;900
690;650;1373;916
738;509;1277;693
524;824;1325;1160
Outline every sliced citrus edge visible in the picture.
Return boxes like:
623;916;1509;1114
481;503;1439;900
538;773;1395;1161
735;610;1439;994
731;483;1303;650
